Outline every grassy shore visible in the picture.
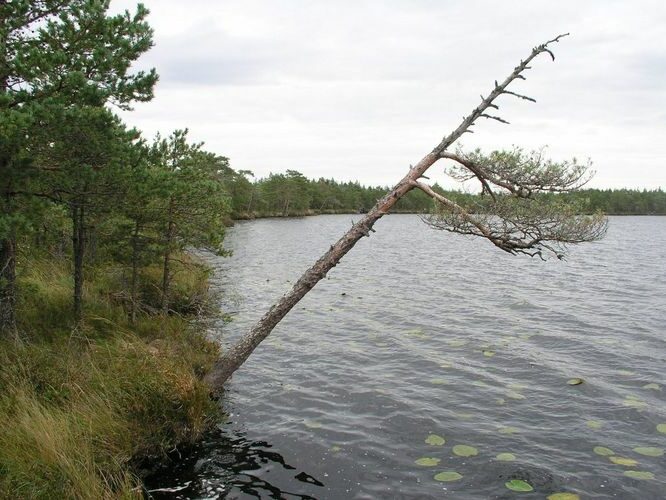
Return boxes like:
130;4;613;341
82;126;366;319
0;255;221;499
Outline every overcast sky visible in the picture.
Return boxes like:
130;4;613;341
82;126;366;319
111;0;666;190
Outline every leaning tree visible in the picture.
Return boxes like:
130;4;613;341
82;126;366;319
205;34;607;392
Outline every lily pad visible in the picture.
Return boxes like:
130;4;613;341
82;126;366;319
642;383;661;391
452;444;478;457
304;420;322;429
483;350;496;357
593;446;614;456
505;479;533;492
567;378;584;386
623;470;655;480
425;434;445;446
434;471;463;482
405;328;426;337
498;426;519;434
657;423;666;434
547;494;580;500
633;447;663;457
586;420;603;430
415;457;441;466
506;390;526;400
623;397;647;409
496;452;516;461
609;456;639;466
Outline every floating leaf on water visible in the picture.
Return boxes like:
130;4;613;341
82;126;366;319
483;350;496;357
642;383;661;391
430;378;449;385
657;424;666;434
625;394;640;400
633;447;664;457
415;457;441;466
496;398;506;405
330;445;341;452
586;420;603;430
405;328;427;338
304;420;322;429
425;434;446;446
622;397;647;409
547;493;580;500
567;378;584;386
434;471;463;482
505;479;533;492
623;470;655;480
454;412;474;420
506;390;526;400
496;453;516;461
593;446;614;456
452;445;478;457
609;456;639;466
498;426;519;435
617;370;636;376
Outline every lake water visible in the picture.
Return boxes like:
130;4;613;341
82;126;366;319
146;215;666;499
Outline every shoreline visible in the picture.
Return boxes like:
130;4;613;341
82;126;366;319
0;253;221;498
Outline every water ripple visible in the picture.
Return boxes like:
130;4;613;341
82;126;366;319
147;215;666;499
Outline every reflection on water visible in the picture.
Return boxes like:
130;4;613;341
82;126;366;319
146;215;666;499
147;428;322;499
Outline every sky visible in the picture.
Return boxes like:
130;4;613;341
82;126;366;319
111;0;666;190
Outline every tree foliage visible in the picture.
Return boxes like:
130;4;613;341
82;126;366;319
0;0;157;331
423;147;607;259
0;3;232;330
222;169;666;219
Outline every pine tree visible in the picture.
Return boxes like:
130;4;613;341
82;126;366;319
0;0;157;331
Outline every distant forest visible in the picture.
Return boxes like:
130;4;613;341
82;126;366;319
223;169;666;218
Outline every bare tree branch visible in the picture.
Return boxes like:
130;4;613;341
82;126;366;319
501;90;536;102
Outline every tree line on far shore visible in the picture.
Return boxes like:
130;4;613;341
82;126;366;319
224;169;666;218
2;2;664;335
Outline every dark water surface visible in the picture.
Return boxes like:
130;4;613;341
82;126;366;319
147;215;666;499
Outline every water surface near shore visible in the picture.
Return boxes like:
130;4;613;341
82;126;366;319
148;215;666;499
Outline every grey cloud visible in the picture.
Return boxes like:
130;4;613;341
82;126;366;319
115;0;666;189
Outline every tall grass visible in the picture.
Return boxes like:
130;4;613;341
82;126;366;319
0;254;220;498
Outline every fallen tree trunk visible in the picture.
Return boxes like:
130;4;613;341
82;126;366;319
205;35;570;392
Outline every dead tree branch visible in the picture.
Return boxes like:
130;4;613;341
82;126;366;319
205;34;578;392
